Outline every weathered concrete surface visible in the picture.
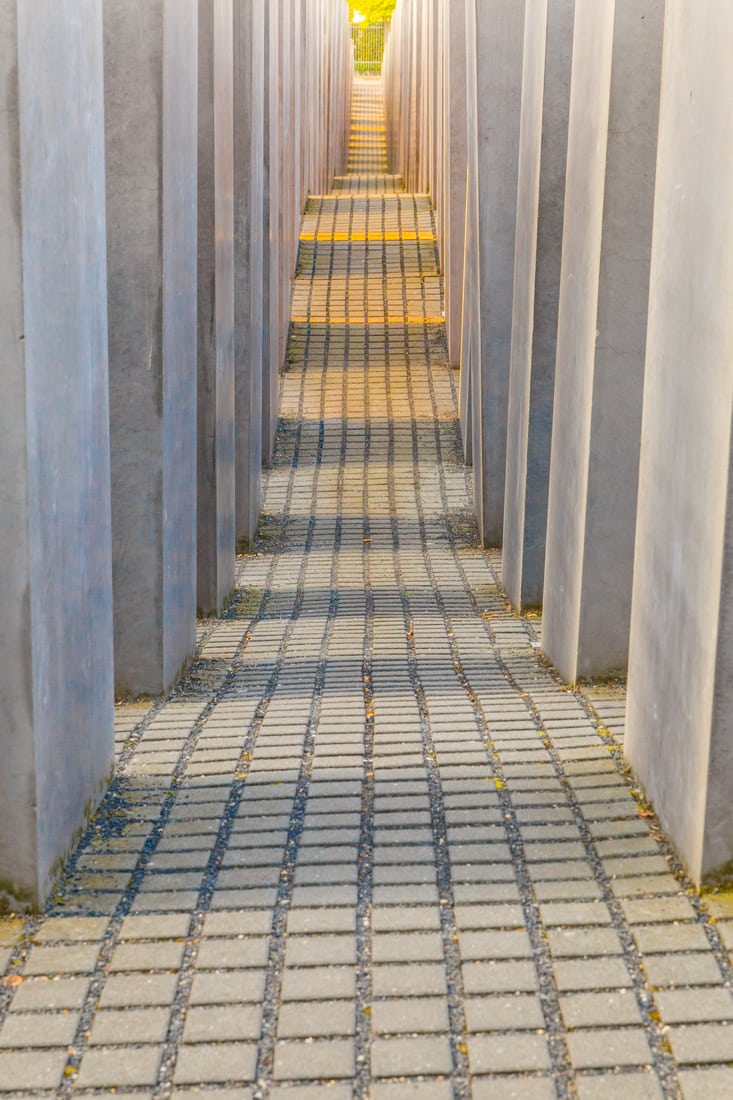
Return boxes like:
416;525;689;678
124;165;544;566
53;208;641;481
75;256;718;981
463;0;527;545
542;0;664;681
105;0;198;695
197;0;236;616
0;0;114;909
442;0;467;369
626;0;733;886
262;0;280;465
503;0;574;610
234;0;264;547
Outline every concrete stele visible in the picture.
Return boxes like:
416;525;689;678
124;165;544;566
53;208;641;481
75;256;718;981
502;0;575;610
105;0;198;695
542;0;665;680
626;0;733;886
463;0;527;544
0;0;114;909
197;0;236;616
234;0;265;547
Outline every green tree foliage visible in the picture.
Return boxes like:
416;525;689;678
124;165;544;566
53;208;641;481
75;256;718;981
349;0;397;26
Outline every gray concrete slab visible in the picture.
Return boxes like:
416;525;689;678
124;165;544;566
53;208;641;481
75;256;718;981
542;0;664;681
234;0;265;548
626;0;733;886
503;0;575;610
463;0;527;545
442;0;467;370
0;0;114;909
262;0;281;466
197;0;236;616
104;0;198;696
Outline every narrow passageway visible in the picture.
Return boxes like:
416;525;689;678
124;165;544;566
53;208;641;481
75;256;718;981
0;76;728;1100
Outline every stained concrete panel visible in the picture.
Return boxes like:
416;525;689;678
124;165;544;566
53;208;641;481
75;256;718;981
105;0;198;696
626;0;733;885
462;0;526;543
197;0;236;616
443;0;467;369
542;0;664;681
234;0;264;546
262;0;281;465
503;0;574;610
0;0;114;909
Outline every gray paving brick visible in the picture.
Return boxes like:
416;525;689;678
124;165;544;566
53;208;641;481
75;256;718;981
11;975;90;1011
273;1038;354;1080
281;966;356;1002
643;952;724;987
468;1032;550;1073
284;934;357;966
182;1004;262;1042
462;960;538;994
0;1049;68;1091
371;996;449;1034
195;937;270;969
189;969;266;1005
458;929;532;960
560;990;643;1028
173;1042;256;1084
372;932;444;963
576;1072;664;1099
370;1083;453;1100
278;1001;354;1039
669;1021;733;1063
109;939;186;971
678;1068;733;1100
0;1011;77;1048
464;994;545;1033
371;1035;452;1077
548;927;623;958
76;1046;162;1088
566;1027;653;1069
372;964;448;997
88;1007;171;1045
471;1076;557;1100
657;986;733;1023
553;958;631;991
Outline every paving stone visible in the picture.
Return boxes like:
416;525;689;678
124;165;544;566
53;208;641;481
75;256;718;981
11;975;90;1010
461;961;538;994
553;958;631;991
678;1068;733;1099
575;1072;664;1099
182;1004;262;1042
100;971;179;1007
173;1042;257;1084
0;1049;68;1091
370;1083;453;1100
372;932;444;963
277;1001;355;1039
464;994;545;1033
471;1076;557;1100
189;970;266;1005
656;986;733;1023
285;934;357;966
548;927;624;958
273;1038;354;1080
195;937;270;969
23;943;100;975
372;964;448;997
110;939;186;971
669;1021;733;1063
281;966;356;1002
560;990;643;1028
76;1046;163;1088
458;929;532;960
88;1007;171;1045
0;1011;77;1048
566;1028;653;1069
468;1032;550;1073
371;1035;452;1077
371;997;449;1034
643;953;724;987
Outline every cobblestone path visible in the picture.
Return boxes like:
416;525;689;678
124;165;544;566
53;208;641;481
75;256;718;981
2;76;733;1100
